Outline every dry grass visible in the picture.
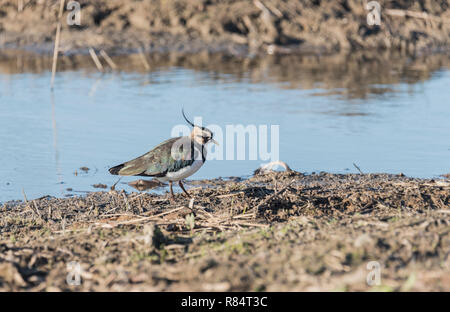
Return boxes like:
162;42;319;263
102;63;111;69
0;171;449;291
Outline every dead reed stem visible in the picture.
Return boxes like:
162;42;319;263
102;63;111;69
138;48;150;71
353;163;364;174
22;188;43;220
385;9;448;23
100;49;118;70
88;48;104;72
50;0;65;90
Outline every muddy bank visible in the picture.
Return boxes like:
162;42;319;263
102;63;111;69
1;0;449;55
1;172;449;291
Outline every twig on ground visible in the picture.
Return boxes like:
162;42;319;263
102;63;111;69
109;206;187;227
216;192;245;198
230;221;269;228
385;9;448;23
22;188;44;220
253;179;296;218
110;177;122;191
122;193;131;212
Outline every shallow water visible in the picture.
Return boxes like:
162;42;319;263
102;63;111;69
0;52;449;202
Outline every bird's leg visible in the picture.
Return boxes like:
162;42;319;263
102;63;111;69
169;181;175;203
178;180;191;198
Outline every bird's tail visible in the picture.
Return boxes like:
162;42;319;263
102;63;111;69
109;164;125;175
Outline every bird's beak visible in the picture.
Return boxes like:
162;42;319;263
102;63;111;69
210;139;219;146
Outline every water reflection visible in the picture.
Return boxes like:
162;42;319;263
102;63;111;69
1;50;448;100
0;50;449;202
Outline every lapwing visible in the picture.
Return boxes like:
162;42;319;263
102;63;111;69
109;109;218;201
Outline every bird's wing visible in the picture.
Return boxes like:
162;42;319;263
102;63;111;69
109;136;199;177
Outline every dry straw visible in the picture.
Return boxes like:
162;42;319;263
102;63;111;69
50;0;65;90
88;48;104;72
138;47;150;71
100;49;118;70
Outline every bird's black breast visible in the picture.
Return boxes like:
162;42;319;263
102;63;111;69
167;141;205;173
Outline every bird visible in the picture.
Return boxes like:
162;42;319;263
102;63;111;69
109;109;218;201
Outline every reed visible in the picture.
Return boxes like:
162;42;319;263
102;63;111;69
138;47;150;71
100;49;118;70
50;0;65;91
88;48;104;72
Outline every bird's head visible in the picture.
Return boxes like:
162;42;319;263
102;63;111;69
183;109;218;146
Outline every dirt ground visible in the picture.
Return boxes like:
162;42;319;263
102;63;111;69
1;0;449;293
1;171;449;291
1;0;449;55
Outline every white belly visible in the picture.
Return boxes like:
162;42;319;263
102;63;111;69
157;159;204;182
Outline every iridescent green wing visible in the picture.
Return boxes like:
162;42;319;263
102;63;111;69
109;137;195;177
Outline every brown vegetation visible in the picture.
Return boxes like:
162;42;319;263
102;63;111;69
1;172;449;291
0;0;449;55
